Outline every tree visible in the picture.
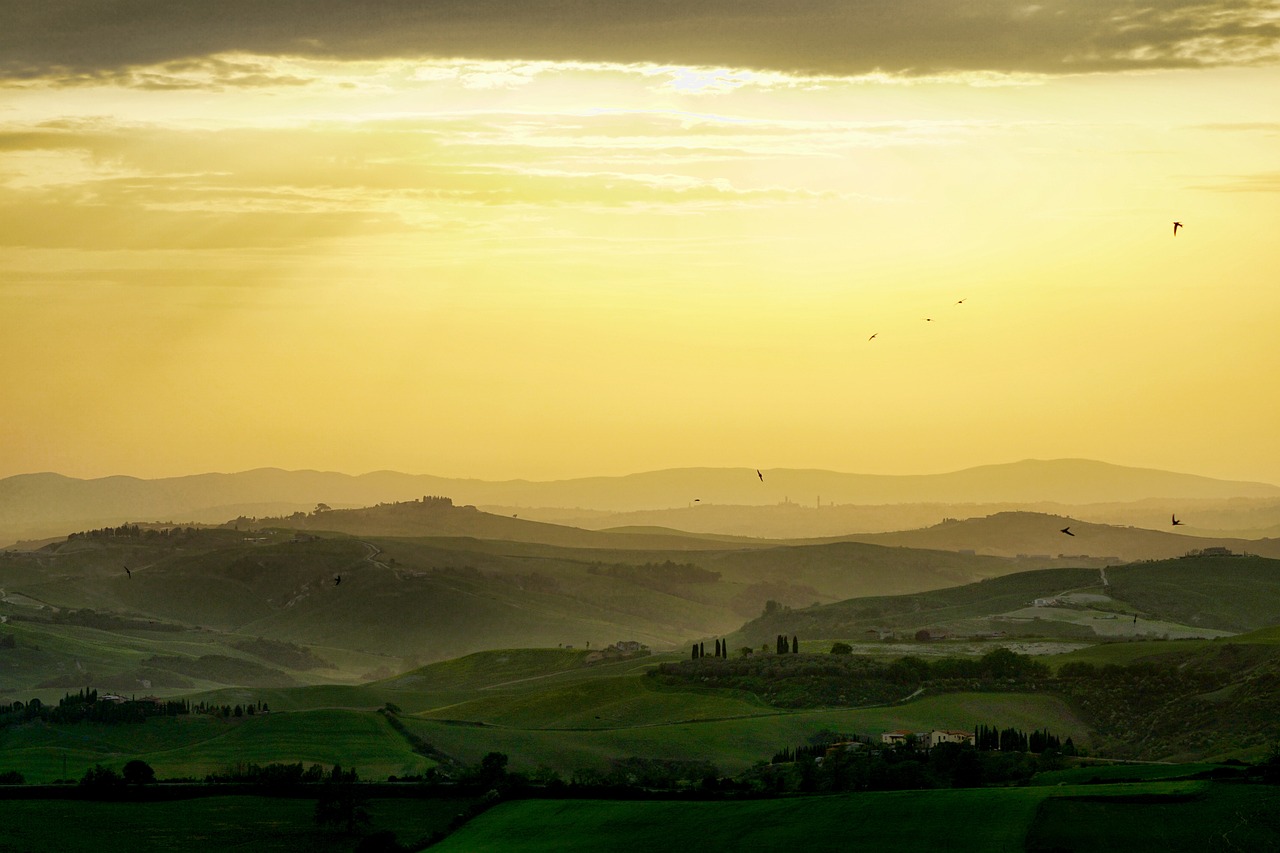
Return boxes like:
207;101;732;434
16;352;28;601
79;764;123;792
792;635;799;654
314;765;370;833
122;759;155;785
830;642;852;655
314;503;332;514
477;751;509;789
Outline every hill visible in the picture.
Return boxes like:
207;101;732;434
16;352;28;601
823;511;1280;561
539;497;1280;541
0;526;1033;695
3;458;1276;547
736;555;1280;646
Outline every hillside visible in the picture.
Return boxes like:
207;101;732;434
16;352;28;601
525;497;1280;541
4;459;1276;547
0;525;1034;696
257;497;763;551
737;555;1280;645
825;512;1280;561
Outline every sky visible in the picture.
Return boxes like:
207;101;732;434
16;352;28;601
2;1;1279;485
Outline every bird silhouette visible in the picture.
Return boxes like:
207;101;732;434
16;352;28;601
1173;221;1183;235
924;318;933;322
757;469;764;482
956;299;965;304
868;333;877;341
694;499;701;502
124;565;131;579
1172;514;1183;526
1061;527;1074;536
334;574;342;586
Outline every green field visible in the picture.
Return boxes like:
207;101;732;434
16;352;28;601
0;795;471;853
432;782;1223;853
0;710;434;783
1025;783;1280;852
404;692;1091;775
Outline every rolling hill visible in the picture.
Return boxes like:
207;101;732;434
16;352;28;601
736;555;1280;646
4;458;1276;547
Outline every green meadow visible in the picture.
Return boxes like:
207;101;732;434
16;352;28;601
404;691;1090;775
433;782;1225;853
0;710;433;783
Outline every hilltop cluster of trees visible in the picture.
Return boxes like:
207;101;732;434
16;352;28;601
68;525;197;541
655;647;1050;709
0;689;189;725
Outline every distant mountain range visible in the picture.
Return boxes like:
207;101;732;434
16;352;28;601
2;458;1277;548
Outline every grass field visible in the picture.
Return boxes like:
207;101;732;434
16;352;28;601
0;709;434;783
1024;783;1280;852
1029;762;1220;785
0;795;471;853
431;782;1217;853
403;692;1091;774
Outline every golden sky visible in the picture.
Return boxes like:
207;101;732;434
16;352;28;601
2;3;1279;484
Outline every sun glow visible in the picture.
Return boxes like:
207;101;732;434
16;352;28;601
2;53;1278;481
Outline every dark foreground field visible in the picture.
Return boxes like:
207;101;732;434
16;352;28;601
0;794;471;852
432;782;1279;853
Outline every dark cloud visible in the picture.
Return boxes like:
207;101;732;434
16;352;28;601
2;1;1277;81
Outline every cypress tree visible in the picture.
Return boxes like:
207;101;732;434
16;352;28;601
792;635;798;653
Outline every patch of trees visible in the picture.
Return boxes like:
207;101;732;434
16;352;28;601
751;741;1043;794
566;756;721;791
206;761;332;786
191;699;269;718
972;723;1072;754
588;561;720;597
0;689;190;725
67;525;200;541
730;585;821;619
378;708;462;771
141;654;296;687
232;637;336;671
692;639;730;660
653;647;1050;709
15;608;186;633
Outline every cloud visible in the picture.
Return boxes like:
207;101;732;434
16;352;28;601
3;1;1277;83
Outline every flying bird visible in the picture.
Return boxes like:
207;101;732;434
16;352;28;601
124;565;131;579
1060;527;1074;536
694;499;701;502
1172;514;1183;526
1173;221;1183;235
956;299;965;304
924;318;933;322
333;574;342;586
757;469;764;482
868;333;877;341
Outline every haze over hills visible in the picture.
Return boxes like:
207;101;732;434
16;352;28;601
3;459;1278;548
